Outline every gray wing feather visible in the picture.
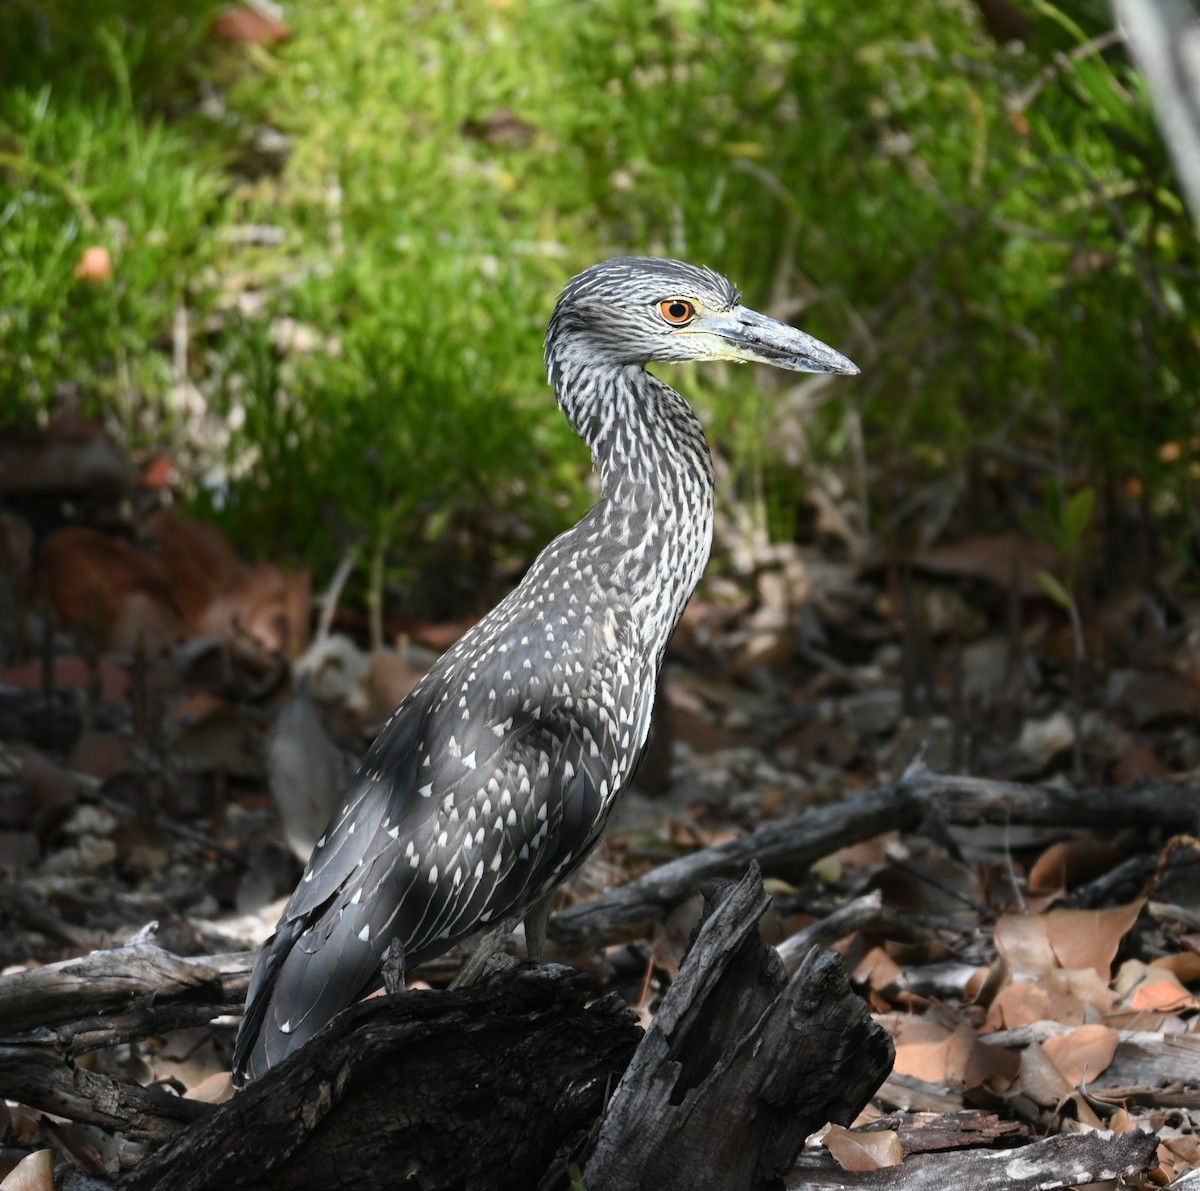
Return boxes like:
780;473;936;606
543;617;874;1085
233;591;647;1084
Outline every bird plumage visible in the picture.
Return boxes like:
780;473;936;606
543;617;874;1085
233;256;857;1084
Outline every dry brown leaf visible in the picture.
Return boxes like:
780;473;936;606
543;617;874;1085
837;838;893;869
367;648;425;718
1041;1024;1119;1087
823;1124;904;1172
1111;740;1172;784
145;512;310;654
1126;974;1199;1013
184;1071;234;1103
873;853;984;920
1027;840;1124;894
888;1017;954;1046
984;976;1087;1032
914;531;1058;597
1150;951;1200;985
892;1021;977;1086
1044;899;1146;979
993;913;1057;978
1058;967;1117;1015
962;1036;1021;1093
38;527;182;653
0;1149;54;1191
1016;1040;1074;1106
395;614;475;652
1157;1135;1200;1184
852;945;903;992
1056;1092;1106;1130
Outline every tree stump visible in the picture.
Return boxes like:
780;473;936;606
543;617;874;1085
585;863;894;1190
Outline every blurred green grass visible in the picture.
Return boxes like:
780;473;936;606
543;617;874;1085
1;0;1197;611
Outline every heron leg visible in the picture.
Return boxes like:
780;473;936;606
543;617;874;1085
449;922;512;989
523;891;554;964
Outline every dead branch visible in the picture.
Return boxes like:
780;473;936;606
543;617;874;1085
0;934;253;1143
0;933;251;1035
550;771;1200;954
1116;0;1200;229
0;1044;208;1142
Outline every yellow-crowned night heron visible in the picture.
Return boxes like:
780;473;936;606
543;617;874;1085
232;257;858;1084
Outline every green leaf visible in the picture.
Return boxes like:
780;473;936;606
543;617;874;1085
1035;568;1074;611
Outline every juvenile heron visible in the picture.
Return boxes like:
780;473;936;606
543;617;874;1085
233;257;858;1084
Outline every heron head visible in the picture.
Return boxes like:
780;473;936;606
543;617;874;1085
547;256;859;376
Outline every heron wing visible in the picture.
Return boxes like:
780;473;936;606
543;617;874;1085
234;586;647;1082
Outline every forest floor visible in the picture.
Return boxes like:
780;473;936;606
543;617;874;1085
0;419;1198;1188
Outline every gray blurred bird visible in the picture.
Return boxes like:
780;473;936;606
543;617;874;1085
233;257;858;1084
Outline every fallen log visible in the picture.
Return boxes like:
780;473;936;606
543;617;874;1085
586;864;895;1191
2;770;1188;1187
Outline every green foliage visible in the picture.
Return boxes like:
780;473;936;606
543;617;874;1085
0;0;1197;612
1024;480;1095;610
0;23;227;434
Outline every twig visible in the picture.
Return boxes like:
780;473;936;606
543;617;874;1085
314;546;358;643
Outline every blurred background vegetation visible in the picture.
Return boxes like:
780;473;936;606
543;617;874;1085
1;0;1197;618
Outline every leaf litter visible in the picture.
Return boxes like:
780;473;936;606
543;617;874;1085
0;422;1198;1187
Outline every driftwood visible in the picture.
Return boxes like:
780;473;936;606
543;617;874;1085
0;866;895;1189
549;771;1200;954
787;1126;1160;1189
586;865;894;1191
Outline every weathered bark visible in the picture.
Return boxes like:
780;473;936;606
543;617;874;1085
787;1126;1160;1189
120;961;641;1191
0;1044;208;1142
0;934;252;1141
585;863;895;1191
0;932;251;1034
549;772;1200;954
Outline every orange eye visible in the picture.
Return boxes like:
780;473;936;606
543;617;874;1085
659;298;696;325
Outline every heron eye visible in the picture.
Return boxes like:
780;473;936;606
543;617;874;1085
659;299;696;325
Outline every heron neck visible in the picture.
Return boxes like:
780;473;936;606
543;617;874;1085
549;356;716;661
